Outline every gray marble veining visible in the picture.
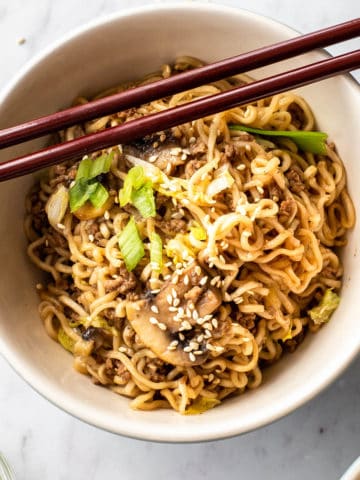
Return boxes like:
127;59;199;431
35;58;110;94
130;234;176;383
0;1;359;479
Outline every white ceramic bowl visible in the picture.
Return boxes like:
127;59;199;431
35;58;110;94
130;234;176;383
0;3;359;443
341;457;360;480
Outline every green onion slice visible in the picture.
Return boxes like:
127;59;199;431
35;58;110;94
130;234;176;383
118;217;145;271
131;182;156;218
150;232;163;271
229;125;328;154
119;166;146;207
89;183;109;208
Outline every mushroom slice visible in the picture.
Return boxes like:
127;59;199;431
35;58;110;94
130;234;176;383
125;263;223;367
126;299;206;367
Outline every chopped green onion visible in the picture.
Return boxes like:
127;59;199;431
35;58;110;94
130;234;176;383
69;178;98;212
131;182;156;218
184;397;221;415
119;166;146;206
150;232;163;271
191;226;207;241
58;328;75;353
89;183;109;208
70;152;113;212
229;125;328;154
118;217;145;271
308;289;340;325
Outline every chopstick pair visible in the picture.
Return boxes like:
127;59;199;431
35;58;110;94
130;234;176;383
0;18;359;182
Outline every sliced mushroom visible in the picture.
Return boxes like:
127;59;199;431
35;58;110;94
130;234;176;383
125;262;222;367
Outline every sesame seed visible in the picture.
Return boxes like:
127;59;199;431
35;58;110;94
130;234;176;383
214;345;225;353
104;211;110;220
203;322;213;330
173;275;179;284
212;318;218;329
189;341;199;350
17;37;26;45
166;294;173;305
189;352;196;362
178;307;184;316
186;308;191;317
204;214;210;223
111;274;119;279
195;266;202;276
184;346;192;353
199;276;208;286
134;304;141;311
149;154;158;163
158;322;167;331
36;283;43;290
181;153;187;161
57;223;65;230
167;345;177;351
196;317;206;325
183;274;189;285
171;288;177;298
149;317;158;325
179;333;185;341
194;350;203;355
164;274;171;281
192;310;199;320
210;276;220;286
257;186;264;194
236;164;246;170
88;234;94;242
197;334;204;342
69;180;76;188
170;147;182;155
188;302;195;310
173;298;180;307
205;330;212;338
119;346;128;353
208;373;215;382
151;289;161;294
151;305;159;314
169;306;178;312
189;136;196;144
219;255;226;263
170;340;179;347
273;195;279;202
181;320;192;330
203;314;213;321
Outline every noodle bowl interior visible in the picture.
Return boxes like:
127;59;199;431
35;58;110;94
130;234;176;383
25;57;355;414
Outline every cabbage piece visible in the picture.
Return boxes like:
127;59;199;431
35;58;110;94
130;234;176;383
184;397;221;415
58;328;75;353
308;289;340;325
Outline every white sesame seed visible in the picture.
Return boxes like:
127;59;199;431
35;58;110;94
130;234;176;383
181;320;192;330
151;289;161;294
181;153;187;161
164;274;171;280
167;345;177;351
151;305;159;314
189;352;196;362
169;306;178;312
205;330;212;338
194;350;203;355
171;288;177;298
188;302;195;310
149;154;158;163
195;266;202;276
183;274;189;285
119;346;128;353
166;294;173;305
199;276;208;286
214;345;225;353
149;317;158;325
165;261;172;267
208;374;215;382
173;275;179;284
184;346;192;353
210;276;220;286
197;335;204;342
173;298;180;307
111;274;119;279
170;340;179;347
192;310;199;320
179;333;185;341
203;322;213;330
189;136;196;144
219;255;226;263
158;322;167;331
212;318;218;329
36;283;43;290
57;223;65;230
189;341;199;350
206;343;215;351
88;234;94;242
69;180;76;188
104;211;110;220
256;186;264;194
236;164;246;170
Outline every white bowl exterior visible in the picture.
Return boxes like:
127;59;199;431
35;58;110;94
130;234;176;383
0;3;359;442
341;457;360;480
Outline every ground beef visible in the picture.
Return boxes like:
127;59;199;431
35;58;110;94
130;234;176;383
286;166;305;194
105;358;131;385
184;159;206;178
46;229;68;250
235;312;256;331
288;102;306;130
143;357;169;383
268;182;282;201
104;267;137;295
189;138;207;156
279;199;297;218
156;218;187;235
50;163;77;187
283;328;306;353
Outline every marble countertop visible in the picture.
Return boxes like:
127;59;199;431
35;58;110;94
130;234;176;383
0;1;359;479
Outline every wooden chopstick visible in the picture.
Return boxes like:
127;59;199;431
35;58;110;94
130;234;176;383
0;49;358;182
0;18;359;150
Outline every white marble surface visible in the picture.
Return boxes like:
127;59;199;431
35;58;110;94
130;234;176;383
0;1;359;479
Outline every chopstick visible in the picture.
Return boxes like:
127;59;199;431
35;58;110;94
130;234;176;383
1;49;358;182
0;18;359;150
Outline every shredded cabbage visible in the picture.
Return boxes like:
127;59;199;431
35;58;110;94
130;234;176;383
184;397;221;415
308;289;340;325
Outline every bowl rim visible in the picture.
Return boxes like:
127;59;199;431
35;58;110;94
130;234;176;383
0;2;359;443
